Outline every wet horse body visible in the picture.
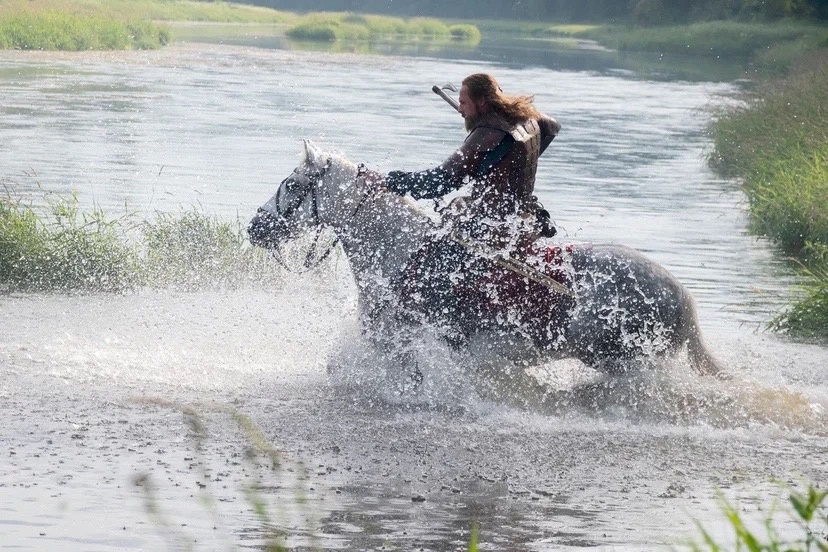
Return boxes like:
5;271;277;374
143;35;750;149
249;141;720;376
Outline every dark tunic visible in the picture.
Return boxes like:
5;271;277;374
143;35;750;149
385;112;560;222
386;111;562;340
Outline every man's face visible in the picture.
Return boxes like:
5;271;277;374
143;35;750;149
459;85;485;131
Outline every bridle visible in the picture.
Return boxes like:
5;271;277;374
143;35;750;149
268;159;374;273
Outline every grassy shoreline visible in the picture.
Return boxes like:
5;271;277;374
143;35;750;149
0;0;480;50
708;51;828;338
5;0;824;61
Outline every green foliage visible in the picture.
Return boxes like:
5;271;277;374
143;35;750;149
407;17;449;37
709;52;828;337
581;20;828;60
689;484;828;551
284;11;475;43
141;209;281;291
285;21;339;41
0;192;139;292
0;190;284;293
448;23;481;43
0;11;171;50
0;0;294;24
709;60;828;249
770;260;828;338
362;13;408;35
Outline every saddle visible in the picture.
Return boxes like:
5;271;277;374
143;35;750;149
397;237;577;347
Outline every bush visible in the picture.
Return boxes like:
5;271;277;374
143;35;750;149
0;191;284;293
0;193;138;293
407;17;449;37
141;210;279;291
449;24;481;43
286;21;338;41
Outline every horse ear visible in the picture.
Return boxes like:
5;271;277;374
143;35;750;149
302;139;323;167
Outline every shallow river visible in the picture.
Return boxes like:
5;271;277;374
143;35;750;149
1;36;826;551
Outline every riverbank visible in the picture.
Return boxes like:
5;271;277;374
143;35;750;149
708;50;828;338
473;18;828;75
0;0;479;50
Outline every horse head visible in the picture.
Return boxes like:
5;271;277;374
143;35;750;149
247;140;334;250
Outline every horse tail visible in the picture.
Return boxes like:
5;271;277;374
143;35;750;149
677;288;726;377
687;327;726;377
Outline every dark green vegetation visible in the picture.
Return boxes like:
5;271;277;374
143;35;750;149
689;484;827;551
709;53;828;338
576;20;828;73
0;192;284;293
246;0;828;23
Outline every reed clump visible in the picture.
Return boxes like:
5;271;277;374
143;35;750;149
688;484;827;551
0;0;299;50
0;190;284;293
0;192;139;292
709;51;828;338
285;11;480;44
0;11;171;50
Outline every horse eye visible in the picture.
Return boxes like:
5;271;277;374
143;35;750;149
284;177;303;191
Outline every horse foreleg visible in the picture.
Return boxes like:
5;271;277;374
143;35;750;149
363;308;426;394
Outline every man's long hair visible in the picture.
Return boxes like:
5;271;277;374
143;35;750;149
462;73;541;123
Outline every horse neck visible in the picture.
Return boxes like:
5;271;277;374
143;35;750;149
318;161;432;287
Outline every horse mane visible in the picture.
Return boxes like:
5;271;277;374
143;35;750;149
301;139;427;217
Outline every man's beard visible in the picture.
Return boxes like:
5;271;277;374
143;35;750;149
464;112;481;132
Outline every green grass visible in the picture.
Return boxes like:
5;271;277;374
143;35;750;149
688;484;827;551
285;12;480;44
0;11;171;50
709;51;828;338
0;0;293;24
0;192;139;292
769;260;828;338
449;23;481;42
0;0;298;50
0;191;284;293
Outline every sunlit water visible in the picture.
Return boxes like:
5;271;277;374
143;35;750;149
1;40;826;551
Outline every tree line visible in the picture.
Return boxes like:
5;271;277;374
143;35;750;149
242;0;828;23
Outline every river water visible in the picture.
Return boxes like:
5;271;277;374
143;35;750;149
1;33;826;551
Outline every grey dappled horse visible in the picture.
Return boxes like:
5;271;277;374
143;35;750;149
248;140;722;378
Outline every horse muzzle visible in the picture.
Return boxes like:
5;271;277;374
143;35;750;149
247;208;291;250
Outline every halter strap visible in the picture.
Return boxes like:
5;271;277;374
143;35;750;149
270;160;374;273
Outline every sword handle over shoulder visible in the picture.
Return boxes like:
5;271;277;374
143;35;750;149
432;85;460;112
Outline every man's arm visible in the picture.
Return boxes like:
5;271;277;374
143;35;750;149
384;155;465;200
385;126;507;199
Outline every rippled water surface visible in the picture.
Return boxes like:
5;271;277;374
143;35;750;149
1;39;826;551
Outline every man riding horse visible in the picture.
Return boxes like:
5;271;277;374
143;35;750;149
383;72;559;250
367;73;565;343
